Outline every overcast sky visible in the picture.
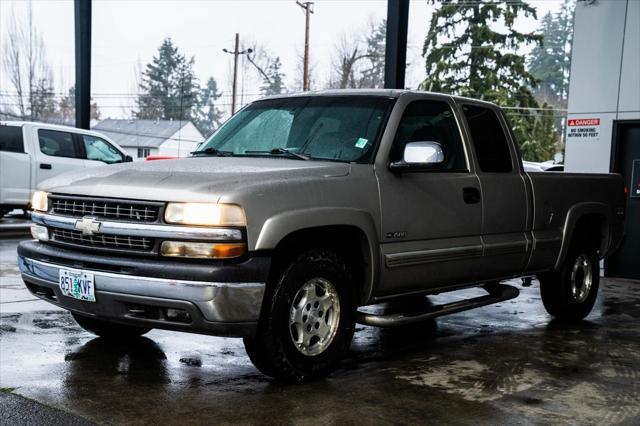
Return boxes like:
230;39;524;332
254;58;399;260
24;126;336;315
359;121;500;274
0;0;563;119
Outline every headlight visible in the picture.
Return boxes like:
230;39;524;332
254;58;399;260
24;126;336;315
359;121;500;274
31;191;48;212
164;203;246;226
160;241;246;259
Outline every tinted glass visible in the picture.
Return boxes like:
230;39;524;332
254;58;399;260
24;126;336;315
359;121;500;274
198;96;394;163
391;101;466;171
82;135;124;163
462;105;512;173
0;125;25;153
38;130;78;158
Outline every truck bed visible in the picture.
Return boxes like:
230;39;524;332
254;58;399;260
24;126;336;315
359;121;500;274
526;171;625;272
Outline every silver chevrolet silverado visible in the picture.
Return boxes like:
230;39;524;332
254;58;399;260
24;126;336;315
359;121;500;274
18;90;625;382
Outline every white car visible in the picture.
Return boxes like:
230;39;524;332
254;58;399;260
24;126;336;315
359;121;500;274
0;121;132;217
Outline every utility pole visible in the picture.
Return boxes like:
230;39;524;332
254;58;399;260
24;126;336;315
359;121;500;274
296;1;314;91
223;33;252;115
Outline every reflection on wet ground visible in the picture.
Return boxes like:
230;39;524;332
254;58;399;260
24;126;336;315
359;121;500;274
2;238;640;424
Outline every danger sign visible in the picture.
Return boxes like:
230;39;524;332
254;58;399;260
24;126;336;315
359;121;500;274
568;118;600;126
567;117;601;141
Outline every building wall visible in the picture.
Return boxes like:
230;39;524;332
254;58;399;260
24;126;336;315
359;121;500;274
123;147;158;160
565;0;640;173
157;122;204;157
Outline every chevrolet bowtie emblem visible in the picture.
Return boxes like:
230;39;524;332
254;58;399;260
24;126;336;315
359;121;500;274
74;217;102;236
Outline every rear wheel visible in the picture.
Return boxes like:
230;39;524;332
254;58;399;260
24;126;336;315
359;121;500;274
243;249;356;382
539;237;599;321
72;313;151;339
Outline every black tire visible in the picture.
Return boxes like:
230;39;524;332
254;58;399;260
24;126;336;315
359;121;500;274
539;236;600;321
243;249;356;382
72;313;151;339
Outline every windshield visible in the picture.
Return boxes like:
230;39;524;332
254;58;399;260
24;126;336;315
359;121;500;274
195;96;394;163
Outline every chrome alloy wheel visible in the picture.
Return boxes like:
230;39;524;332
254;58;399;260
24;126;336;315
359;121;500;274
289;278;341;356
571;254;593;303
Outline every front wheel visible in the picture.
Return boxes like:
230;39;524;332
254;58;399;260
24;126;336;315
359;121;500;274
243;249;356;382
539;237;599;321
72;313;151;339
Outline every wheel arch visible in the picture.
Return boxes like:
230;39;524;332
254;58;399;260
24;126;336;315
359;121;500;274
555;202;612;270
255;208;379;304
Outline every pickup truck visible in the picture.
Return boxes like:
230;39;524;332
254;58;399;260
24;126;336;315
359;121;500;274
18;90;625;382
0;121;132;217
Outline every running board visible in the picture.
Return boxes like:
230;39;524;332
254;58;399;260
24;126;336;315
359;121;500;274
356;284;520;327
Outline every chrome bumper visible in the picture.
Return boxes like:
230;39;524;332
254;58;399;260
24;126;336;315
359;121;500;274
18;256;265;337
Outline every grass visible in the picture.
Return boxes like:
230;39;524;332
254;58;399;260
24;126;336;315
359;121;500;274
0;387;16;394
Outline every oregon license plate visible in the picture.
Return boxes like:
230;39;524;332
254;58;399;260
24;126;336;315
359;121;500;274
59;268;96;302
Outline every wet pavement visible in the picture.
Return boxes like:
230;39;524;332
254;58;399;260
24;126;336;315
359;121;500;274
0;214;31;238
2;236;640;425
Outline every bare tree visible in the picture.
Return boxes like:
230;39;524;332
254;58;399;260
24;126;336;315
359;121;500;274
293;48;316;92
1;3;56;121
246;44;286;96
328;34;369;89
327;20;386;90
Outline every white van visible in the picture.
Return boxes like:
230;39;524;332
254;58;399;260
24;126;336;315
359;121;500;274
0;121;132;217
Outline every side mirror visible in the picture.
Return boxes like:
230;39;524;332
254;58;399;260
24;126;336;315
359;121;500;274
124;155;133;163
389;141;445;172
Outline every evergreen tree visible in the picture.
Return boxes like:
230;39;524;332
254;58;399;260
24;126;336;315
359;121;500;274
528;0;574;107
136;38;199;121
516;103;558;162
421;0;556;162
360;20;386;88
59;86;100;122
260;57;286;96
195;77;224;137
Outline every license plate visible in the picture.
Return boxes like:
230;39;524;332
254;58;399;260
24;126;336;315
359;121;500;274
59;268;96;302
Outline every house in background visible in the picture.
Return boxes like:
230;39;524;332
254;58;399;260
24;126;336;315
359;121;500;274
93;119;204;160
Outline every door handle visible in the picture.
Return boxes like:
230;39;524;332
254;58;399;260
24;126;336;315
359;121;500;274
463;187;481;204
39;163;52;170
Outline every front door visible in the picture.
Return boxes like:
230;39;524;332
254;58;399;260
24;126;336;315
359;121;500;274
609;122;640;279
376;98;483;297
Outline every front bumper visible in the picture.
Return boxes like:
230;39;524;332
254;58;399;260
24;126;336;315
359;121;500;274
18;241;269;337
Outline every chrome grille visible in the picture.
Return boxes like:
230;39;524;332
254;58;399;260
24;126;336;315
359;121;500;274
50;195;160;222
51;228;154;252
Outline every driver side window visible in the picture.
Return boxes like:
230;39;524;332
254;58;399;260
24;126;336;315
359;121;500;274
82;135;124;164
391;101;467;172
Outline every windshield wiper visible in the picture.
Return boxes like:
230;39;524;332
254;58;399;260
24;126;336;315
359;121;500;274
190;147;234;157
244;147;311;161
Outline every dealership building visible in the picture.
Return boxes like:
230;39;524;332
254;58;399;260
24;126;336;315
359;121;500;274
565;0;639;279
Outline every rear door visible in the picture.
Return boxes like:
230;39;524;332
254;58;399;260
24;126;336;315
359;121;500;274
459;103;531;279
0;124;31;206
376;96;483;296
34;128;84;184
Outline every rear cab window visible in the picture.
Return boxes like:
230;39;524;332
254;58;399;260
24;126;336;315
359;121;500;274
462;105;513;173
38;129;80;158
0;125;25;153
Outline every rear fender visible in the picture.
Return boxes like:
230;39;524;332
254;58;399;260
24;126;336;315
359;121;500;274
555;202;612;270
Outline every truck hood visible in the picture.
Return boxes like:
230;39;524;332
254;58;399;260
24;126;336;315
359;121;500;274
39;157;351;203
